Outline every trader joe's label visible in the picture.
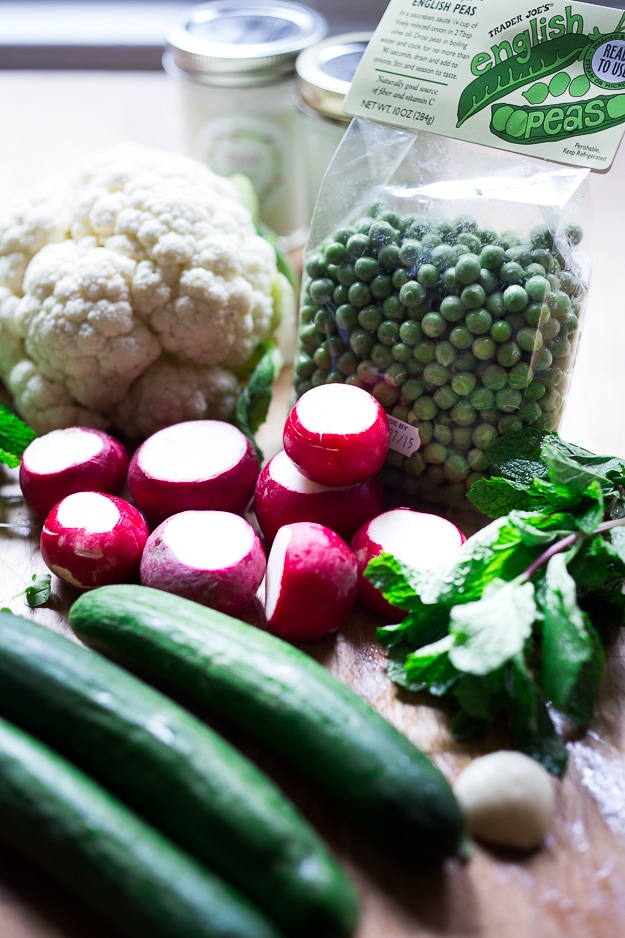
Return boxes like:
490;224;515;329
343;0;625;170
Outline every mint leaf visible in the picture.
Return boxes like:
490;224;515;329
540;554;603;725
484;427;556;480
448;578;536;675
0;404;36;468
401;635;459;695
468;476;533;517
365;552;426;612
542;439;625;499
22;573;51;608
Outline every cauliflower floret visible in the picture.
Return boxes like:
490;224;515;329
0;143;294;438
111;359;240;439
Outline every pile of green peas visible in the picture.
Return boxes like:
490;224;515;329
294;204;586;502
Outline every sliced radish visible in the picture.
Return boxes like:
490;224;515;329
19;427;129;520
265;521;358;641
350;508;467;620
40;492;149;591
140;510;266;614
283;384;390;487
127;420;260;525
254;449;385;545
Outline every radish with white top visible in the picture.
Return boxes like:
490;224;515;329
351;508;467;620
283;385;390;487
254;449;384;544
265;521;358;641
40;492;149;591
140;510;266;614
19;427;129;520
127;420;259;525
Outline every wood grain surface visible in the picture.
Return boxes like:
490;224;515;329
1;70;625;938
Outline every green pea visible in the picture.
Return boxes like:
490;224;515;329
525;380;547;401
452;426;474;450
461;283;486;309
413;396;438;420
451;371;477;396
416;263;439;288
377;319;400;346
354;256;379;282
399;320;423;345
478;365;506;391
468;447;491;471
311;368;329;387
503;284;529;312
337;263;358;287
525;275;551;302
434;423;453;445
348;281;372;308
466;308;493;335
485;291;505;317
435;341;456;367
391;404;411;423
472;337;497;360
313;346;331;370
516;326;543;353
441;268;459;292
371;343;394;369
430;244;458;271
378;244;401;269
346;233;369;258
332;285;349;306
523;302;550;328
392;268;410;289
356;360;379;383
385;361;408;386
480;244;507;270
531;248;554;272
309;278;335;303
496;341;522;367
421;311;447;338
423;362;450;386
496;387;523;413
454;253;482;284
457;231;482;253
518;399;542;423
413;340;436;363
402;378;425;401
299;323;323;350
433;386;458;410
478;268;498;296
550;336;572;359
548;290;571;317
350;329;375;356
299;303;318;325
373;381;400;409
335;304;359;333
469;387;495;410
472;423;499;449
382;294;404;321
356;305;380;332
508;361;532;389
533;347;553;371
449;325;473;349
450;401;477;427
305;253;328;279
324;241;348;265
558;310;579;335
369;221;398;251
500;261;525;283
295;353;316;380
455;351;478;371
440;295;466;322
399;239;423;267
490;319;512;343
498;414;523;435
423;442;447;464
399;280;427;308
392;342;412;363
336;350;358;376
444;455;470;483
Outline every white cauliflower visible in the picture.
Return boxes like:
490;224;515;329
0;144;296;438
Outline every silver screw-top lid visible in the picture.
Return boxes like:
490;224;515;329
296;32;370;121
164;1;328;86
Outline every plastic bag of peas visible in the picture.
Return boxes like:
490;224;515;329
294;118;591;506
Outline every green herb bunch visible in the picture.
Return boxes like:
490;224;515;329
369;429;625;774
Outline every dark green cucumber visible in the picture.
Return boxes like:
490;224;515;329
0;716;282;938
0;611;358;938
69;584;465;860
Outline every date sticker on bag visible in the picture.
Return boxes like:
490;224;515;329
343;0;625;170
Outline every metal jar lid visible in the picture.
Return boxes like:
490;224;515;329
295;32;370;121
164;0;328;87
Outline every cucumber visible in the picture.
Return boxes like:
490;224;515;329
69;584;465;860
0;611;358;938
0;715;282;938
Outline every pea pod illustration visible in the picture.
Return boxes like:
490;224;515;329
457;33;589;127
490;93;625;145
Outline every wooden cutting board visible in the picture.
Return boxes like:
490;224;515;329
2;367;625;938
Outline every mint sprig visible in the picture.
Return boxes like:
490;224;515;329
371;430;625;775
0;403;36;468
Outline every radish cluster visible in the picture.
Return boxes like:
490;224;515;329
21;384;466;639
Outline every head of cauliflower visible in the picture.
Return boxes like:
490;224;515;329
0;144;296;439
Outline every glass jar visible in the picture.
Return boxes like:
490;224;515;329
164;0;327;247
295;32;370;220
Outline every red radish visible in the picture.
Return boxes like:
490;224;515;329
40;492;149;591
19;426;128;520
283;384;390;487
127;420;259;525
350;508;466;620
254;449;385;545
265;521;358;641
140;510;266;615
